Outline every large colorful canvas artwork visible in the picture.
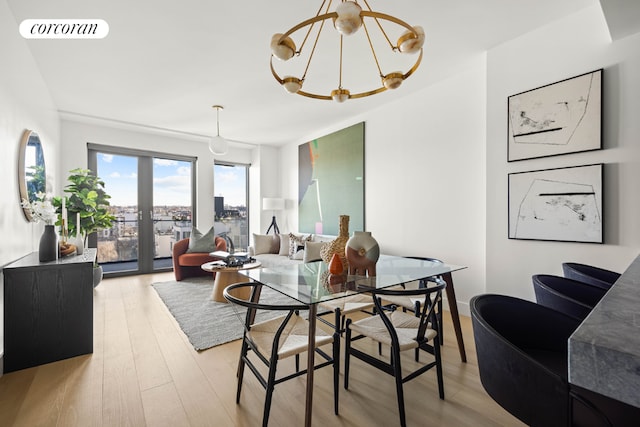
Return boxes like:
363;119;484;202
508;164;603;243
298;123;364;235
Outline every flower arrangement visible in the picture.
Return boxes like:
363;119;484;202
20;192;57;225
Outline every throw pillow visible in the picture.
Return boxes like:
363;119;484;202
292;248;305;260
289;233;311;259
253;233;279;255
313;234;335;243
278;233;291;256
303;241;325;263
187;226;217;253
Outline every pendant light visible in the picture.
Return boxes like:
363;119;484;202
209;105;229;155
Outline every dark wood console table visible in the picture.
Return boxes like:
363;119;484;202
3;249;96;373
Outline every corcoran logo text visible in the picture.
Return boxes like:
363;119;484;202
20;19;109;39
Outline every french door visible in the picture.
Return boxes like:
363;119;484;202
88;144;196;276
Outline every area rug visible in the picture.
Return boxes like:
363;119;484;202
152;277;295;351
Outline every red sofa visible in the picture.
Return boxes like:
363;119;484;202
172;236;227;281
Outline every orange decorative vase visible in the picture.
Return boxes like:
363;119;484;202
328;273;346;292
328;252;344;275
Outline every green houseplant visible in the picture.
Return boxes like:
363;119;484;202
54;168;116;286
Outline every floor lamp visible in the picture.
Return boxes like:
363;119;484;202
263;197;284;234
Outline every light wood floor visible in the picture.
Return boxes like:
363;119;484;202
0;272;524;427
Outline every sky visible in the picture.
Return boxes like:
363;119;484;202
214;164;246;207
97;153;246;207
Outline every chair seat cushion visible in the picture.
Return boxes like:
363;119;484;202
319;292;374;315
249;314;333;359
383;282;434;311
382;294;421;311
350;310;437;351
178;253;216;266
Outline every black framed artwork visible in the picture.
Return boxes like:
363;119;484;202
508;163;603;243
507;69;602;162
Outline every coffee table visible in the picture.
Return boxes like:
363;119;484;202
201;260;262;302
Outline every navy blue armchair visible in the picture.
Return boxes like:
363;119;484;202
562;262;620;290
532;274;608;321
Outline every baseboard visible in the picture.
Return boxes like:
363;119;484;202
456;301;471;317
443;297;471;317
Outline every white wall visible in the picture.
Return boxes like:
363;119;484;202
280;58;488;315
0;0;61;266
486;4;640;300
249;145;281;240
0;0;61;368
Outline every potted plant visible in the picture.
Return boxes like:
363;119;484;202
54;168;116;286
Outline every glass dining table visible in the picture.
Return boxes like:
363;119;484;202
243;254;466;426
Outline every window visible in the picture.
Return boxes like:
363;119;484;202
214;162;249;252
89;144;196;275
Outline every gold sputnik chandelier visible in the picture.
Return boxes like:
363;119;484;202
270;0;424;103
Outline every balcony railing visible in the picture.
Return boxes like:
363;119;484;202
98;218;191;263
97;216;249;266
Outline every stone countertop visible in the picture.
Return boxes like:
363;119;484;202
5;248;97;269
569;253;640;408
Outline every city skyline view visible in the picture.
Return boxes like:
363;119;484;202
97;154;247;208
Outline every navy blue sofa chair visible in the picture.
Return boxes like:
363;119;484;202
562;262;620;290
532;274;608;322
471;293;640;426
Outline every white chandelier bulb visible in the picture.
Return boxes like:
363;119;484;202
334;1;362;36
382;73;404;90
271;33;296;61
397;26;425;54
331;88;350;103
282;76;302;94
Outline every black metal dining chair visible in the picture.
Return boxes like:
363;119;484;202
382;256;467;364
562;262;620;290
344;281;446;427
381;257;445;346
223;282;339;427
378;272;445;364
317;291;375;337
381;257;444;313
532;274;608;322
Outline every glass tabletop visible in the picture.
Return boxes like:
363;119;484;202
244;254;466;305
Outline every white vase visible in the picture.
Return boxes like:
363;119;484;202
345;231;380;276
74;234;85;255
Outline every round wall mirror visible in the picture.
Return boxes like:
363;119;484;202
18;129;46;221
